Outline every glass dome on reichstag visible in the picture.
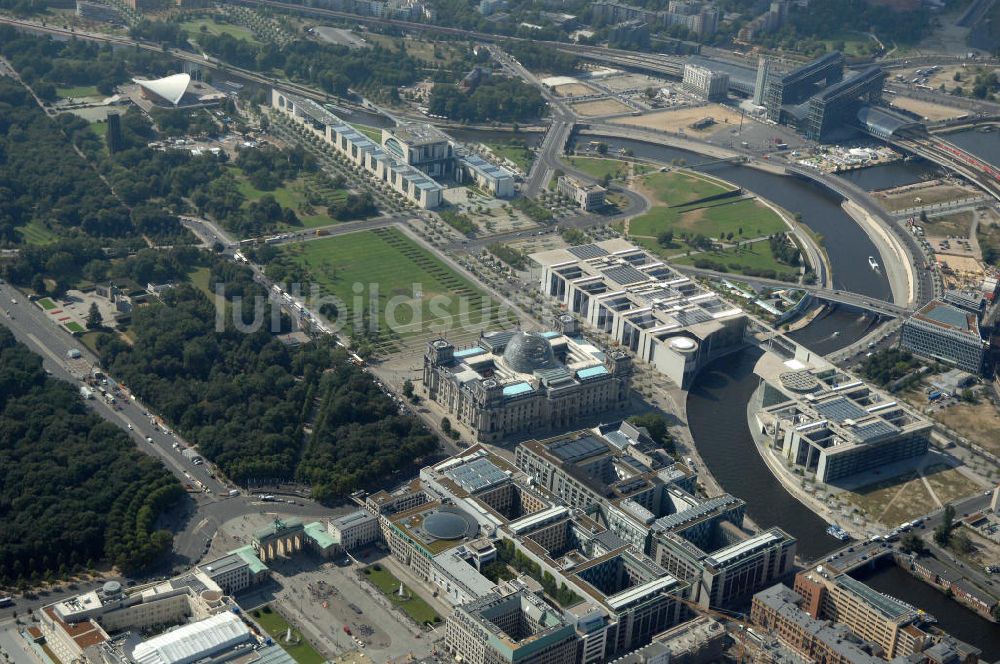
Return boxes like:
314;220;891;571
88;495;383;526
503;332;559;374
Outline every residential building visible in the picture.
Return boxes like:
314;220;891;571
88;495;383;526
423;326;633;443
557;176;606;211
514;423;795;610
753;362;932;484
793;567;927;659
529;239;747;389
606;616;727;664
751;584;890;664
445;589;579;664
328;509;380;550
901;298;987;374
681;64;729;101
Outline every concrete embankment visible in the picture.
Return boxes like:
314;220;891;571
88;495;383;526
841;200;915;307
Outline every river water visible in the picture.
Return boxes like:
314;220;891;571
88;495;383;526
945;127;1000;167
573;135;893;301
837;159;939;191
853;562;1000;658
590;134;1000;653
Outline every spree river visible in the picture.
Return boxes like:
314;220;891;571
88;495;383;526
575;136;893;301
582;134;1000;653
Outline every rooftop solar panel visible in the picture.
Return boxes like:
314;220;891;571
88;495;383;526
814;397;867;423
568;244;609;260
548;435;608;463
852;420;899;442
603;264;649;286
673;309;712;326
445;457;509;493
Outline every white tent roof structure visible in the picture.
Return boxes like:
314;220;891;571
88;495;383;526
132;73;192;106
132;612;252;664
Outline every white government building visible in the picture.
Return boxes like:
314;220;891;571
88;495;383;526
271;89;514;208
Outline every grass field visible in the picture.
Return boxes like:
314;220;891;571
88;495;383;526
362;33;468;65
56;85;100;98
232;170;350;231
362;565;440;626
640;170;735;206
488;142;533;172
670;241;799;280
188;267;214;301
629;198;786;242
566;157;644;181
280;228;510;342
820;30;877;58
181;18;261;44
350;123;384;143
65;322;85;334
37;298;57;311
253;607;325;664
16;221;58;245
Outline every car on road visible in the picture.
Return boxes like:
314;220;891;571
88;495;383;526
145;436;153;444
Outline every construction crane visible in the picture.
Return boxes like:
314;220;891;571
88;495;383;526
665;593;756;663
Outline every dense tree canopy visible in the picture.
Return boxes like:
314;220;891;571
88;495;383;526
429;78;545;122
96;256;438;499
0;328;182;583
197;32;420;97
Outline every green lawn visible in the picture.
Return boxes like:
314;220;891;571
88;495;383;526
56;85;100;98
670;241;799;281
567;157;633;181
232;170;350;231
488;142;534;171
65;322;85;334
362;565;441;626
88;120;108;153
350;123;383;143
16;221;58;245
253;607;325;664
640;170;736;206
181;17;261;44
37;298;57;311
280;228;511;340
188;267;214;301
820;31;877;58
629;198;786;243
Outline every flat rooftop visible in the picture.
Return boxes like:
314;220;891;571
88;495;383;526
911;299;979;336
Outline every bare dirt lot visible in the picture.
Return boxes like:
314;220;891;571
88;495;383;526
925;65;1000;91
553;82;597;97
875;181;980;212
571;98;634;117
933;399;1000;457
612;104;746;134
598;72;670;93
889;96;967;121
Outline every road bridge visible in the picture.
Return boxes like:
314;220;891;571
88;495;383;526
671;265;915;317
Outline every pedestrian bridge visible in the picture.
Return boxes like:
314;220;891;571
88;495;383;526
672;265;915;317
